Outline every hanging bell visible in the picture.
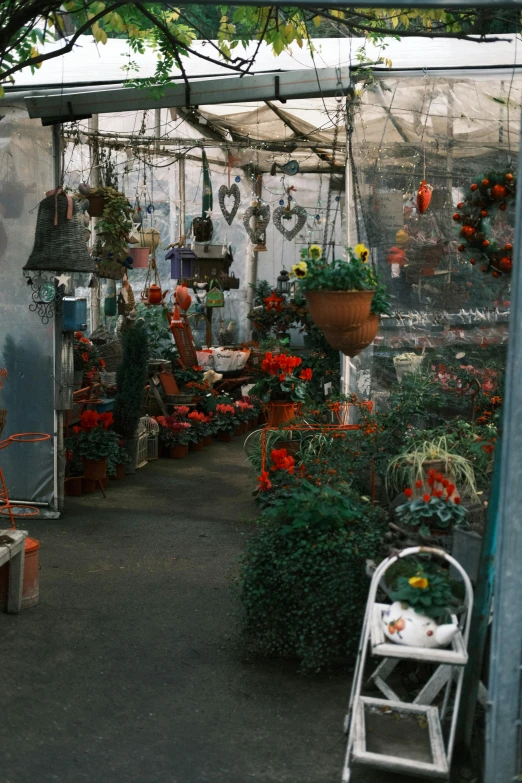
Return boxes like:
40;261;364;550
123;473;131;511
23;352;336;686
24;188;96;273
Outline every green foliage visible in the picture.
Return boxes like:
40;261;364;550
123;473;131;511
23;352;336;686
235;482;386;672
113;325;148;440
390;566;454;620
370;282;392;315
90;186;132;263
136;303;176;361
294;248;378;292
396;495;468;537
107;443;131;476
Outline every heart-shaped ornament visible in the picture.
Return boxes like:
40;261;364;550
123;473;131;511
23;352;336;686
273;205;307;240
243;204;270;243
218;184;241;225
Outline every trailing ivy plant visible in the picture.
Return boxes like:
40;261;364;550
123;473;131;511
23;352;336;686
91;186;133;263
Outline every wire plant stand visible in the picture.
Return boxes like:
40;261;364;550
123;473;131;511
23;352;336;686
342;546;473;781
0;433;51;528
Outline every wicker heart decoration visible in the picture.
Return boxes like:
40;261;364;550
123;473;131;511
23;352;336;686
218;184;241;226
416;180;433;215
273;205;307;241
243;204;270;243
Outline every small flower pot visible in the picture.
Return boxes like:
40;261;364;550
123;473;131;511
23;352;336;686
129;247;149;268
216;431;232;443
82;478;96;494
65;477;83;497
83;457;107;481
169;444;187;459
265;401;299;428
87;194;105;217
202;435;212;447
190;440;204;452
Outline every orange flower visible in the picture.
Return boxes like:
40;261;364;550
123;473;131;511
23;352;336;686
257;471;272;492
299;368;312;381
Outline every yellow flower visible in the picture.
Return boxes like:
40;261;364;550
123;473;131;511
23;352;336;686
409;576;429;590
292;261;308;279
308;244;322;260
354;243;370;263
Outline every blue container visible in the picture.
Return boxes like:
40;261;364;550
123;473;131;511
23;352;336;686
93;399;115;413
62;297;87;331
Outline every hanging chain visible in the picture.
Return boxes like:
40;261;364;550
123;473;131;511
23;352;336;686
322;69;344;260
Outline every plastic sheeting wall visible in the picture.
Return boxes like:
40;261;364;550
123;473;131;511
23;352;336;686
65;108;344;345
349;74;518;397
0;104;55;502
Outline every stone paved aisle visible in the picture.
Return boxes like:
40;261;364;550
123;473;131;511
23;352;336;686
0;441;425;783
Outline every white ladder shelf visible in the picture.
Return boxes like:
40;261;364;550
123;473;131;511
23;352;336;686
342;546;473;781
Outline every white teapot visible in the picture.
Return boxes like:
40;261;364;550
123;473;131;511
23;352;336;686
382;601;459;648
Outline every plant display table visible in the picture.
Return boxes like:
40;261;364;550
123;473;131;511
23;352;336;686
0;529;27;613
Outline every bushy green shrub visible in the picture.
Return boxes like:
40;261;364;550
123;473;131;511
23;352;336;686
235;482;386;672
113;324;148;440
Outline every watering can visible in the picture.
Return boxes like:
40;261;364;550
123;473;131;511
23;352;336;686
147;284;168;305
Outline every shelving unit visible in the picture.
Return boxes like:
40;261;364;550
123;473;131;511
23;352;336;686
342;546;473;781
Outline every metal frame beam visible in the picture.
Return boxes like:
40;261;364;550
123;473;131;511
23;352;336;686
24;66;349;124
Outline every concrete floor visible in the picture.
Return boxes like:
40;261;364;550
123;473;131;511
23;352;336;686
0;441;428;783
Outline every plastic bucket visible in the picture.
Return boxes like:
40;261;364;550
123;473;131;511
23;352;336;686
22;537;40;609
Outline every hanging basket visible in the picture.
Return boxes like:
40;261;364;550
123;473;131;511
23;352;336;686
87;195;105;217
137;228;160;251
24;188;96;273
305;290;375;353
129;247;149;268
328;313;381;357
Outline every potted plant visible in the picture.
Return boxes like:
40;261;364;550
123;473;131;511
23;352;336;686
387;435;479;502
86;186;133;269
107;441;131;479
113;324;149;472
73;331;105;386
382;564;459;648
250;352;311;427
65;410;119;481
187;410;210;450
214;402;238;442
291;243;381;356
395;472;468;538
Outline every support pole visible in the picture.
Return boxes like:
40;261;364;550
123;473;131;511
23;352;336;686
484;114;522;782
179;155;186;242
52;124;64;513
341;98;354;401
89;114;101;331
154;108;161;152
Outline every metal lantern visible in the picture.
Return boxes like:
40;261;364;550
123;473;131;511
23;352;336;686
277;269;291;295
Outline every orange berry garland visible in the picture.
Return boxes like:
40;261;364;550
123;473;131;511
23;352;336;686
453;169;516;277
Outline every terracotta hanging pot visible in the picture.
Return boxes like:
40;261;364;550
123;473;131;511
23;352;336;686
328;313;381;357
264;401;300;428
305;290;375;352
83;457;107;481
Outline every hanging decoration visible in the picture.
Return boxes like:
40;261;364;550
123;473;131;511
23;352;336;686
243;204;270;246
141;256;168;306
273;185;307;241
218;184;241;225
416;180;433;214
23;272;65;325
23;187;95;274
270;159;300;177
264;291;284;312
206;279;225;308
453;169;516;277
218;152;241;226
191;150;214;242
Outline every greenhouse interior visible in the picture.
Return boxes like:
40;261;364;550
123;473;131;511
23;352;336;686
0;28;520;783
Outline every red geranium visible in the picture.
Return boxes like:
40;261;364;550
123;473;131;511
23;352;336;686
299;368;312;381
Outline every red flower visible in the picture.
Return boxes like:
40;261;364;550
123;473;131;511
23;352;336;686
79;337;90;345
257;471;272;492
454;496;461;505
446;483;456;497
279;374;287;382
99;412;114;429
428;477;434;487
415;480;423;488
74;331;83;339
98;358;106;369
427;469;436;479
79;410;100;431
423;493;431;503
299;368;312;381
404;488;413;498
441;478;449;488
81;352;90;363
72;426;80;435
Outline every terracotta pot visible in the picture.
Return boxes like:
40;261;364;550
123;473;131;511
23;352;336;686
110;464;125;480
169;444;186;459
83;457;107;481
65;477;83;496
265;401;298;428
305;290;375;353
202;435;212;447
82;478;96;494
216;431;232;442
87;194;105;217
129;247;149;269
190;440;204;452
328;313;381;357
234;425;243;437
